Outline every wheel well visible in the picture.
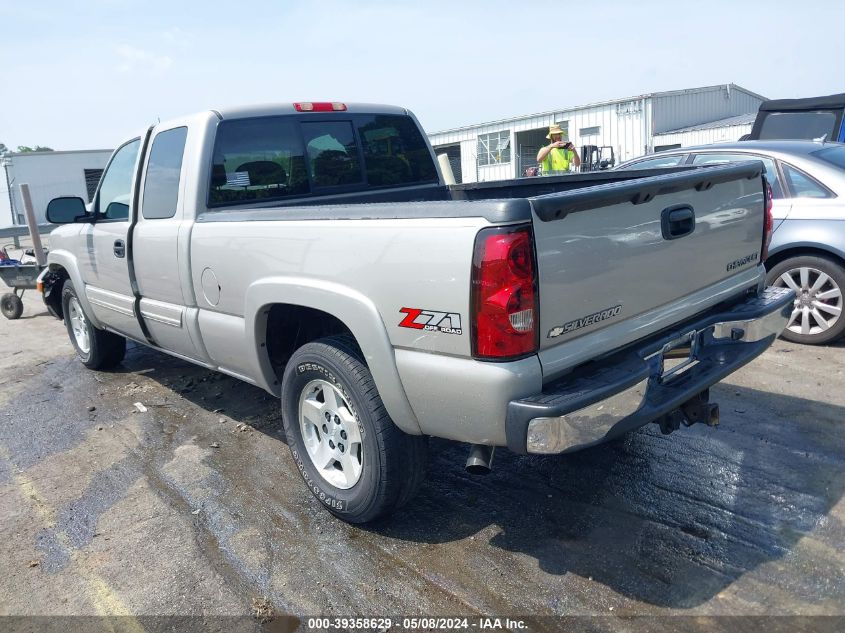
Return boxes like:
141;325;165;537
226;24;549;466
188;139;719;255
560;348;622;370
44;265;70;319
765;247;845;273
264;304;359;377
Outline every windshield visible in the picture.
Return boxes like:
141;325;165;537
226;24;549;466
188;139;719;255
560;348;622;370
758;111;837;141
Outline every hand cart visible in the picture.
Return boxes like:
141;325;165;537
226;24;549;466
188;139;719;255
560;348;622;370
0;247;45;320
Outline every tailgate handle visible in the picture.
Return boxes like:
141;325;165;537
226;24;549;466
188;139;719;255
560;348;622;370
661;205;695;240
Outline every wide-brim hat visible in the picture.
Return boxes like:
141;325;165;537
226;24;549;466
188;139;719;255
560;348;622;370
546;124;567;139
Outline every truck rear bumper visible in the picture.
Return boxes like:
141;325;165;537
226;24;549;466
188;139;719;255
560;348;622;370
505;286;795;455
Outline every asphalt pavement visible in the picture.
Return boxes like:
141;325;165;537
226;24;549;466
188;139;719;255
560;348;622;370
0;291;843;631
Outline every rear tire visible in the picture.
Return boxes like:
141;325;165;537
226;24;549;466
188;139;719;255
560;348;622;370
281;335;426;523
61;281;126;369
767;255;845;345
1;293;23;320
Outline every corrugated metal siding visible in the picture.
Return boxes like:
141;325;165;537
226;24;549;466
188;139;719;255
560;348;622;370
3;151;112;225
567;101;648;164
652;85;763;134
652;123;754;148
431;103;649;181
427;85;766;181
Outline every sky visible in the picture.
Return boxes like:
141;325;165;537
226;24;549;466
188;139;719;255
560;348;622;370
1;0;843;151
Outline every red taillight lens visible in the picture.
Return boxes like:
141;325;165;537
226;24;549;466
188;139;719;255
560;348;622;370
471;225;539;359
762;177;774;262
294;102;347;112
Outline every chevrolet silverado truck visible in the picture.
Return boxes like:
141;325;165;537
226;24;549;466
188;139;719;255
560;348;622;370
39;102;793;523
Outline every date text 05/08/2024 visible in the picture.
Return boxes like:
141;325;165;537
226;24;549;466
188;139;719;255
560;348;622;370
306;616;528;630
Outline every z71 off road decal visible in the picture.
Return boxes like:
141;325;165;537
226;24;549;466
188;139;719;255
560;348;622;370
399;307;463;335
548;305;622;338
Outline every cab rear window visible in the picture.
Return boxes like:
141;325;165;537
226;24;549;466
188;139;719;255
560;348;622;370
208;113;437;207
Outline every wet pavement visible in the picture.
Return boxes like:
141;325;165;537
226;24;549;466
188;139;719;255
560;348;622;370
1;293;844;628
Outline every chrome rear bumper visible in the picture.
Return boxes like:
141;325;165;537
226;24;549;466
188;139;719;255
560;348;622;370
507;286;795;455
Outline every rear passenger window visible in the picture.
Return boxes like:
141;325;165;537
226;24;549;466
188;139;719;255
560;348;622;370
782;163;833;198
692;153;784;198
142;127;187;219
209;118;310;206
627;154;685;169
301;121;364;188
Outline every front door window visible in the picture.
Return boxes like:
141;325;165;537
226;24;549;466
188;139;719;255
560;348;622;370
97;139;141;220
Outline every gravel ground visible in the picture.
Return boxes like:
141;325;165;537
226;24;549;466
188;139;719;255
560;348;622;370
0;290;843;632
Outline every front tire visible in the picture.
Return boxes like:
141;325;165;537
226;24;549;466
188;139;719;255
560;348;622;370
61;281;127;369
767;255;845;345
281;336;426;523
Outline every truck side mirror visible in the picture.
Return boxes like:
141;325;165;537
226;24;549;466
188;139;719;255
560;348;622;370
46;197;91;224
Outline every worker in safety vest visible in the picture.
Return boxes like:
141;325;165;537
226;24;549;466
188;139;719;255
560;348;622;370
536;124;581;174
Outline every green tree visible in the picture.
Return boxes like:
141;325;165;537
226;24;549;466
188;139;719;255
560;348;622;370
0;142;7;156
16;145;54;153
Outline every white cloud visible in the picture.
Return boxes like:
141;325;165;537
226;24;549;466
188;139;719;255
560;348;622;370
159;27;193;48
115;45;173;74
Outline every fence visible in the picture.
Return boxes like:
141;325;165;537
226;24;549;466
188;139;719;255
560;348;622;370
0;223;54;248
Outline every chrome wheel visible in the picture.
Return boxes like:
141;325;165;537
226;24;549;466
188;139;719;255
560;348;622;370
298;379;363;489
67;296;91;354
774;266;843;336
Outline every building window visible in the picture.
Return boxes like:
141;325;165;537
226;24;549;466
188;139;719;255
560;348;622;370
580;126;601;137
477;131;511;166
84;168;104;202
654;144;682;152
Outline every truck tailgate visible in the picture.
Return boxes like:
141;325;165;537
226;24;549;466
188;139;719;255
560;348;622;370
530;163;766;377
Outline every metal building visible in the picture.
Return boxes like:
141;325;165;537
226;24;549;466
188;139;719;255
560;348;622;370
651;113;756;151
428;84;765;183
1;149;113;227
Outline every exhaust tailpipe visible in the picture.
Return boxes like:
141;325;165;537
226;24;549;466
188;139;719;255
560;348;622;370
466;444;495;475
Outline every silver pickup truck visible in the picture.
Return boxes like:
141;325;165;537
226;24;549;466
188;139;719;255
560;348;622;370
39;102;793;523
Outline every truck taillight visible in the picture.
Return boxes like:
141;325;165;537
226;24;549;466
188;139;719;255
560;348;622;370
471;225;539;360
762;177;774;262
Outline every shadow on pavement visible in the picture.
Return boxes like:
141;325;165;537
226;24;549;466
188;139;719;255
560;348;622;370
369;384;845;608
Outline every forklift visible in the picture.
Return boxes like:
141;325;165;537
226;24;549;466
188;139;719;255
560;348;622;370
579;144;616;172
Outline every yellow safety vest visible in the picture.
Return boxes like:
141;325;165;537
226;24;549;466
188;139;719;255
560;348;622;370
542;147;574;173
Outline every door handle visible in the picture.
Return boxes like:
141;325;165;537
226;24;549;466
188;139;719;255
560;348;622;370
661;205;695;240
113;239;126;258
